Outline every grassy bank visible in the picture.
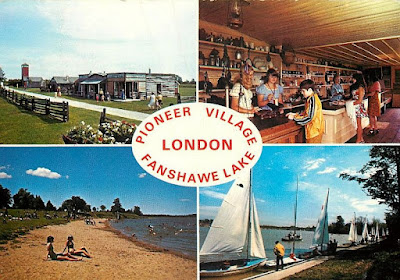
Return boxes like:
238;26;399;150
0;97;139;144
285;241;400;280
0;210;68;245
15;83;195;113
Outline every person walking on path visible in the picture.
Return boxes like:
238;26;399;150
274;241;285;271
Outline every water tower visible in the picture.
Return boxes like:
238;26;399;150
21;63;29;87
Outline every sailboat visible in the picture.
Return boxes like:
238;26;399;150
282;177;302;242
361;217;369;243
348;212;358;245
312;189;330;252
375;222;380;242
200;170;266;277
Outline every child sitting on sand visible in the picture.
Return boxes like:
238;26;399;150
63;235;92;258
45;236;82;261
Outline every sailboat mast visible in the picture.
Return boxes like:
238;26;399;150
292;176;299;254
320;188;329;251
246;169;252;260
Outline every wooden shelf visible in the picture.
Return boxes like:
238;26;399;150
199;65;267;73
294;61;361;72
199;40;280;57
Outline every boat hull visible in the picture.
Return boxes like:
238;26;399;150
200;258;266;277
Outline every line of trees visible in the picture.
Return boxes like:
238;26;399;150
328;215;385;235
340;146;400;242
0;185;143;217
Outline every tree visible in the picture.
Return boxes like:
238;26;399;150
133;206;143;216
340;146;400;240
45;200;57;211
13;188;34;209
32;195;45;210
61;196;89;218
111;198;124;213
92;206;97;212
0;184;12;208
0;66;5;82
100;205;106;211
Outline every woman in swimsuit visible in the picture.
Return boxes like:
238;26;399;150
63;235;91;258
45;236;82;261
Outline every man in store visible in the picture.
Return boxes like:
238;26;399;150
274;240;285;271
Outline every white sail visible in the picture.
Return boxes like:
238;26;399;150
200;172;251;259
371;225;375;236
348;213;357;243
375;223;380;241
362;218;369;241
250;193;266;259
312;189;329;246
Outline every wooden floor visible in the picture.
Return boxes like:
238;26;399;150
347;107;400;143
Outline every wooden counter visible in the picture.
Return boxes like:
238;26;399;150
251;116;305;143
321;100;369;143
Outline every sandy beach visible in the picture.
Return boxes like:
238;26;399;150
0;219;196;280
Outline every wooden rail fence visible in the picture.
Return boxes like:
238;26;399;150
0;88;69;122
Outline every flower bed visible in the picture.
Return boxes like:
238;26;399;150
63;121;135;144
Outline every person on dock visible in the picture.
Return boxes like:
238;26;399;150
274;241;285;271
45;236;82;261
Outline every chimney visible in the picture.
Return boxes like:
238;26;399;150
149;68;151;74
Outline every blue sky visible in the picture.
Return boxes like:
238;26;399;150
0;146;196;215
0;0;196;80
200;145;389;227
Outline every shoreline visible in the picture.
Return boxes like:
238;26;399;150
0;218;196;279
104;219;197;261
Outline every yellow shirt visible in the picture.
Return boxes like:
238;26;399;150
274;243;285;257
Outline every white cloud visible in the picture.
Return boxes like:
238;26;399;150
317;167;337;174
138;173;147;179
0;165;8;170
283;166;289;170
200;189;226;200
0;172;12;179
256;198;266;203
337;168;359;178
26;167;61;179
65;175;69;179
349;198;380;213
179;199;190;202
304;158;326;170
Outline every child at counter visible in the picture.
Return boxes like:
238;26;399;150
286;79;324;143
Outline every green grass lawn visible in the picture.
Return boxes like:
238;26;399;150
0;210;68;244
14;83;195;113
0;97;139;144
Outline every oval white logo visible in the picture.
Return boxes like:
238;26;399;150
132;103;263;187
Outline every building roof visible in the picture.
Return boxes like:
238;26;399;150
29;77;43;82
51;76;78;84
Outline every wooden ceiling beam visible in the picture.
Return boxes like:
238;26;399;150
339;45;386;65
323;47;371;63
351;43;396;65
382;39;400;61
365;41;400;64
296;35;400;51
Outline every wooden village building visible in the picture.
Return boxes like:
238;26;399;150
199;0;400;144
77;71;179;100
49;76;78;94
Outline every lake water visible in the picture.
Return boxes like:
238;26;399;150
111;216;196;259
200;227;350;260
